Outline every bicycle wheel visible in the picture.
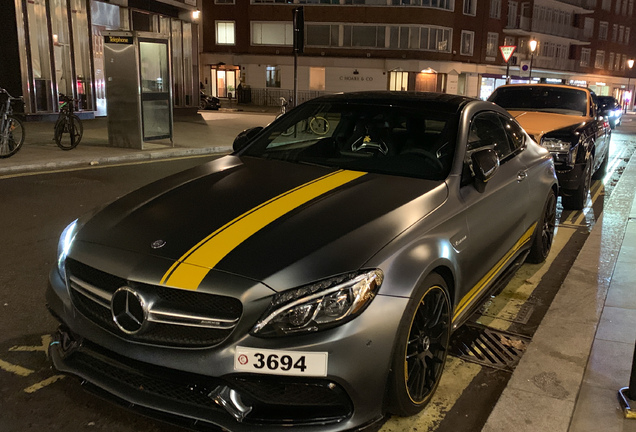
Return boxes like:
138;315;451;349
54;114;83;150
0;115;25;158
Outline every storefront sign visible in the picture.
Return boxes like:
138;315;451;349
105;35;133;44
339;75;374;82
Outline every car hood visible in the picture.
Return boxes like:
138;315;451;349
508;111;588;140
73;155;447;292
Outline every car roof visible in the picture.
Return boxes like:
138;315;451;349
308;91;476;113
494;83;591;93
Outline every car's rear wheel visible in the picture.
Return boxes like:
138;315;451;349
526;190;557;264
387;274;451;417
562;158;591;210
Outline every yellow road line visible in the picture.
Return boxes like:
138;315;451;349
23;375;66;394
477;224;576;330
380;357;482;431
162;170;366;290
0;359;34;377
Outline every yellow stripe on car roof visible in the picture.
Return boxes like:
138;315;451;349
161;170;367;290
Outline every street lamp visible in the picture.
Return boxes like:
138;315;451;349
627;59;634;113
529;39;538;80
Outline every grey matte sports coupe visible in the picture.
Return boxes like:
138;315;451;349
47;92;558;432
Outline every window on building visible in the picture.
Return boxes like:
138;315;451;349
464;0;476;15
601;0;611;9
216;21;235;45
622;54;627;70
612;24;618;42
583;17;594;38
619;25;625;43
266;66;280;87
626;27;631;44
629;0;634;15
486;32;498;57
599;22;608;40
252;22;293;45
389;71;409;91
594;50;605;69
608;52;615;70
507;1;517;27
580;48;591;67
489;0;501;17
309;67;325;91
623;0;629;13
616;0;622;13
504;36;515;45
615;53;623;70
460;30;474;55
420;27;452;51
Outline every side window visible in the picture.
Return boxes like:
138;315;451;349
499;115;526;154
467;112;512;161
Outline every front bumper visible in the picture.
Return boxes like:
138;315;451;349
46;267;407;432
554;160;586;193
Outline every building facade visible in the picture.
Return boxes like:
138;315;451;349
1;0;200;119
199;0;636;109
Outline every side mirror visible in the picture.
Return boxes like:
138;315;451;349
233;126;263;152
471;148;499;191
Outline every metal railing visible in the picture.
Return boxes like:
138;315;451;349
245;88;329;107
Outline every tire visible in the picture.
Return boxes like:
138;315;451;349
526;190;557;264
562;158;591;210
387;274;451;417
0;115;25;158
54;114;83;150
199;100;207;110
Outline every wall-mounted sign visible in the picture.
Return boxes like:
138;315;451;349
105;35;133;44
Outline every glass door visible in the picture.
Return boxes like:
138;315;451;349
139;39;171;141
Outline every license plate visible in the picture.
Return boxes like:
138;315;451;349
234;346;328;377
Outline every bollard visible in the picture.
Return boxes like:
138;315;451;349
618;341;636;419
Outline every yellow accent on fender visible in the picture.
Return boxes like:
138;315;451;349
160;170;367;290
452;223;537;322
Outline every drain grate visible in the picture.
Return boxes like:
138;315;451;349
449;323;530;372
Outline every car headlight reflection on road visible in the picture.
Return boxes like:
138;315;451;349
253;269;383;337
57;219;79;281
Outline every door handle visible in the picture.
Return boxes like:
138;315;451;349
517;170;528;182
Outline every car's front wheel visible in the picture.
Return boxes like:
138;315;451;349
562;158;591;210
387;274;451;417
526;190;557;263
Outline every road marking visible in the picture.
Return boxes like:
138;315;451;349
10;335;52;357
379;357;482;431
477;224;576;331
23;375;66;394
0;359;34;377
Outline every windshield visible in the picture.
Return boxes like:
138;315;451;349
489;86;588;116
241;101;457;181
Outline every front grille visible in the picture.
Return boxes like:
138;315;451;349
62;339;352;426
66;259;243;348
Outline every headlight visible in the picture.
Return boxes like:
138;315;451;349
57;219;79;281
541;137;571;153
252;269;383;337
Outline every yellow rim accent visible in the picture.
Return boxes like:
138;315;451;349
452;223;536;322
161;170;367;290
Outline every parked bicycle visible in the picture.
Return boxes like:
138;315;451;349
0;87;25;158
54;93;82;150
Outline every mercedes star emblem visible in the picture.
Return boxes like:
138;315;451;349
151;239;166;249
111;287;147;334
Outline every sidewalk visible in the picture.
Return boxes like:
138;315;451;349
484;148;636;431
3;107;636;432
0;103;279;177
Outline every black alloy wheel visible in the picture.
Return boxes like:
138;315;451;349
527;190;557;264
387;274;451;416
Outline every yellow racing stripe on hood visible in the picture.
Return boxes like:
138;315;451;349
161;170;367;290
